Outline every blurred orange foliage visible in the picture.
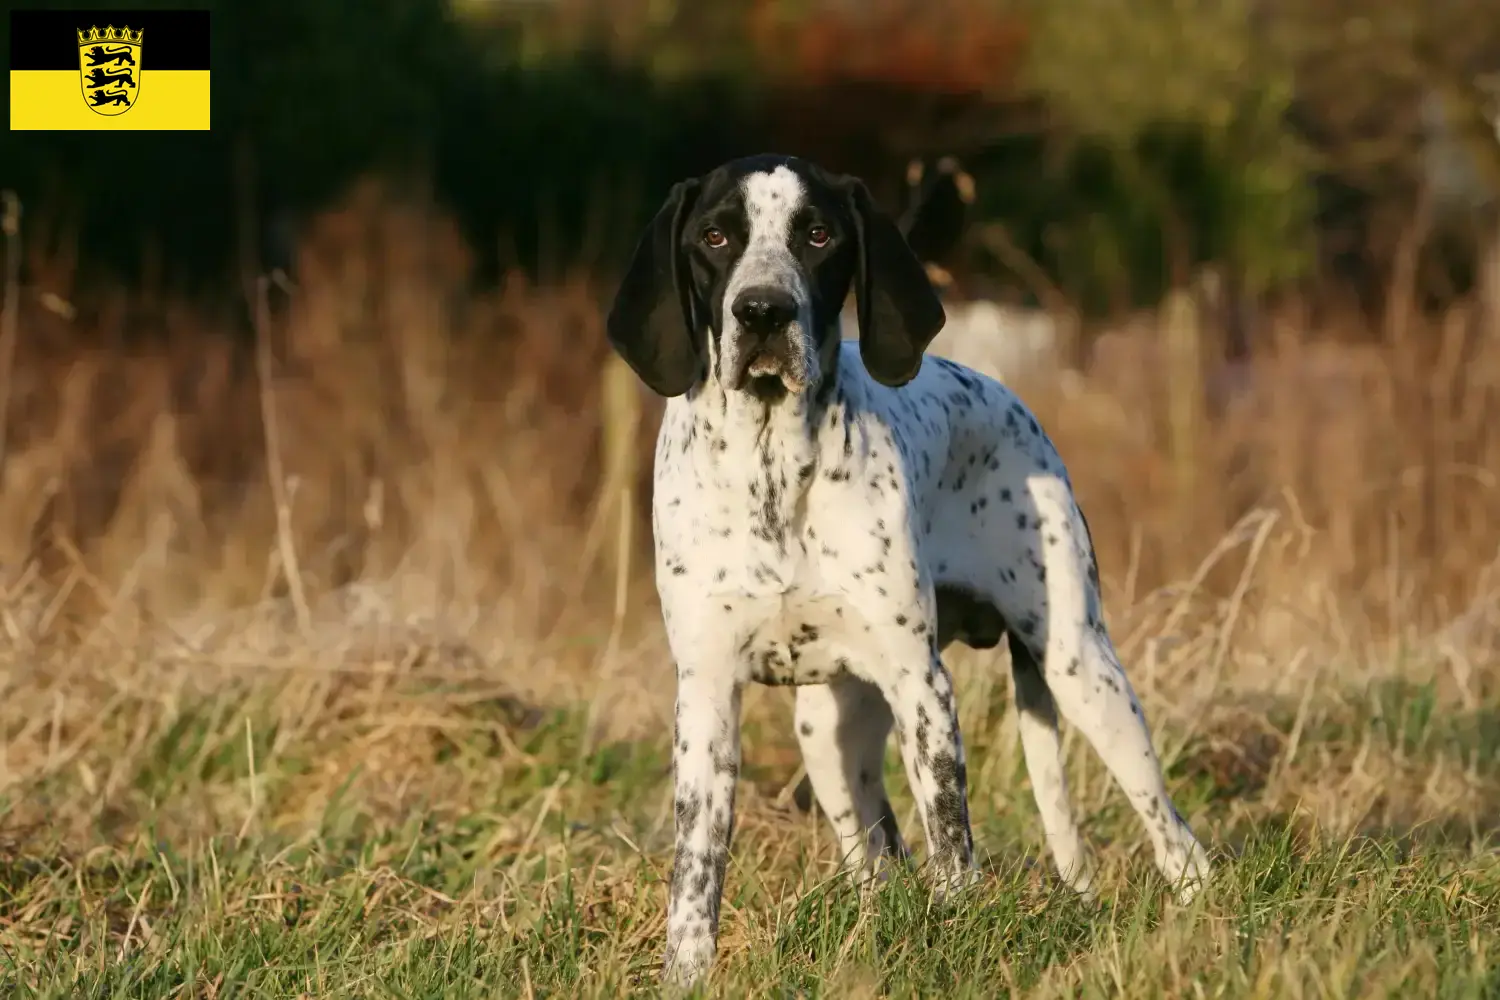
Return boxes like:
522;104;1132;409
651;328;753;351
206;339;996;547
747;0;1029;96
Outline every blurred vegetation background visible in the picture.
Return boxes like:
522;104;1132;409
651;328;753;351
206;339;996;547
2;0;1495;323
7;7;1500;990
0;0;1498;621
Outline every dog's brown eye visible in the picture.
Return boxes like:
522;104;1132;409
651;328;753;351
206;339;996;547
808;225;831;248
702;227;728;249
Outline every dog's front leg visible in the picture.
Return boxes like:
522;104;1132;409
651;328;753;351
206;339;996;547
871;632;977;894
661;662;744;989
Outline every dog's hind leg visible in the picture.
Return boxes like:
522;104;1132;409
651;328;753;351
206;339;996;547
1008;633;1097;897
1038;623;1210;901
997;475;1211;903
794;678;908;879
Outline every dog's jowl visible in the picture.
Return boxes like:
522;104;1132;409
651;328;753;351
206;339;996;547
605;154;1213;988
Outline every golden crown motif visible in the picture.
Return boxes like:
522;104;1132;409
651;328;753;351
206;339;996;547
77;25;143;45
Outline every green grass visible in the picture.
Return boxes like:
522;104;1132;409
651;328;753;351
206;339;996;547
3;672;1499;1000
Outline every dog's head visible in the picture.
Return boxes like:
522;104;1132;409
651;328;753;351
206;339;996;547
606;154;946;400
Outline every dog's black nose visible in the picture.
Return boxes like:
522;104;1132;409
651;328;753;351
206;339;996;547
731;288;798;335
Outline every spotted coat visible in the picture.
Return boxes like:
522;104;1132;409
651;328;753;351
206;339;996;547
606;154;1212;989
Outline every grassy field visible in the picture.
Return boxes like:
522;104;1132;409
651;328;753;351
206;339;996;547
4;668;1498;998
2;185;1499;997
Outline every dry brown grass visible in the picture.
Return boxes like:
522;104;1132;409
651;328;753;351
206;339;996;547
3;174;1499;820
0;178;1498;995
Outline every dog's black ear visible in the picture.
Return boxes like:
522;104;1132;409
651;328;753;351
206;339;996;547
606;178;704;397
844;177;947;387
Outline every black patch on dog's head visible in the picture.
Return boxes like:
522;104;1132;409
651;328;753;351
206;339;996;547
607;154;945;396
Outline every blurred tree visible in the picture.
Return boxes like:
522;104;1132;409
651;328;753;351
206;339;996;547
1014;0;1312;306
536;0;1319;317
0;0;754;301
12;0;1489;330
0;0;469;295
742;0;1035;195
1265;0;1500;310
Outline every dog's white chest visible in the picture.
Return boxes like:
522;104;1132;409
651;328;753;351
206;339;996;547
650;368;938;687
656;473;918;687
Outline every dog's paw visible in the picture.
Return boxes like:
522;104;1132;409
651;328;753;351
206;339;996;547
660;935;715;993
928;863;984;906
1060;855;1100;902
1170;846;1213;906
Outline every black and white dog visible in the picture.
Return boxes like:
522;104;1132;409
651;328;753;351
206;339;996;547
606;154;1211;986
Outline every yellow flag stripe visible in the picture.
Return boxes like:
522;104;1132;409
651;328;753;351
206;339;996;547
10;70;210;130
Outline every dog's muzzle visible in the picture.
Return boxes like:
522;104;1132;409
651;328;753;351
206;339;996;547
727;286;803;390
